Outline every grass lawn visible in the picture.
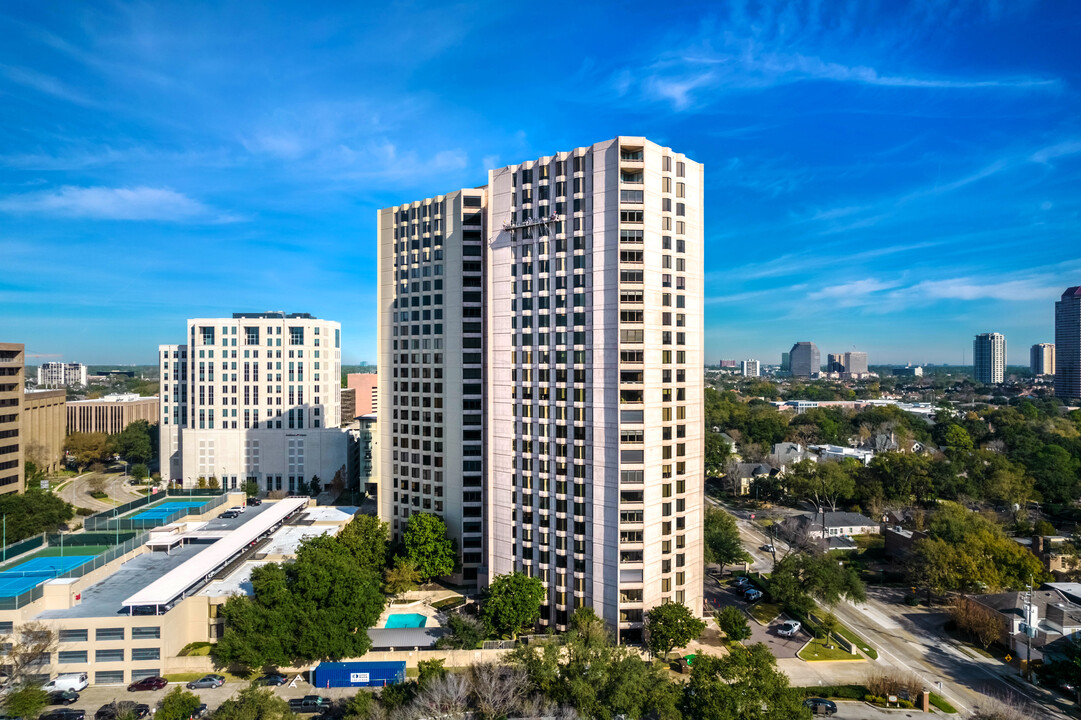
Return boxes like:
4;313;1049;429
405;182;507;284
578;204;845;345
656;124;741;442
798;637;863;662
748;602;782;625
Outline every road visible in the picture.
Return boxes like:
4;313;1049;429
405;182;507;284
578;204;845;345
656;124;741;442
708;497;1072;720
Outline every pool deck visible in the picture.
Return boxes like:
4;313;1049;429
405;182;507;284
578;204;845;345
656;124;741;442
377;601;440;629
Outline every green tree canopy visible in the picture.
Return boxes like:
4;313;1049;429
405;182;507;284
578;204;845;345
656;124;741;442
481;572;545;639
644;602;706;660
403;512;455;581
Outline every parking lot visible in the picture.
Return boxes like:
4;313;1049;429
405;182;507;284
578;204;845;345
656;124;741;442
704;572;809;659
45;678;373;718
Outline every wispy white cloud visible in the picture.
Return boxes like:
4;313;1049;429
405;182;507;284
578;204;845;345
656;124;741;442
0;186;237;222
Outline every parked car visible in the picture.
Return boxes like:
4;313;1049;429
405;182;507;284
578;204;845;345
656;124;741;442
220;510;240;519
803;698;837;716
777;620;802;637
743;589;763;602
47;691;79;705
255;673;288;686
760;543;775;553
40;710;85;720
288;696;330;713
42;673;89;693
128;676;168;692
95;703;150;720
186;675;225;689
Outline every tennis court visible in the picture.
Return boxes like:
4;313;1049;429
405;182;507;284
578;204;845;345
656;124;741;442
0;555;95;597
131;501;209;521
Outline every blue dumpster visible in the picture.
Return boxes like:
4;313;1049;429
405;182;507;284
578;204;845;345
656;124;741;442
312;661;407;688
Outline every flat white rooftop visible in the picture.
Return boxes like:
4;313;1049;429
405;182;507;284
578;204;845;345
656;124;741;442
122;497;308;608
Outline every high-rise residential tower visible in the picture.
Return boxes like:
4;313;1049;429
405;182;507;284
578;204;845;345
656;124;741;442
158;313;348;492
485;137;704;642
1031;343;1055;377
974;332;1006;384
789;341;820;377
377;189;488;584
1056;287;1081;400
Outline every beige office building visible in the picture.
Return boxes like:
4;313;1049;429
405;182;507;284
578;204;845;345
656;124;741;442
23;389;66;474
0;343;25;494
67;394;159;435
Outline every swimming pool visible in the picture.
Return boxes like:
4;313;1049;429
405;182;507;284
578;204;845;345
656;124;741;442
384;613;427;629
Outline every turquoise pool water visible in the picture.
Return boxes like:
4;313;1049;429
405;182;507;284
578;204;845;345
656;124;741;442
384;613;427;629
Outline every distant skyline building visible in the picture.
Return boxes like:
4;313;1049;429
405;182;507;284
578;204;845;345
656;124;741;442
1031;343;1055;377
1056;287;1081;400
789;341;820;377
741;359;760;377
36;361;87;388
973;332;1006;384
159;312;348;492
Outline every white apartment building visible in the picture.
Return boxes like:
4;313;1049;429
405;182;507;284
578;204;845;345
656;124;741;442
485;137;704;643
377;190;487;584
741;359;760;377
159;313;348;493
37;362;87;388
974;332;1006;384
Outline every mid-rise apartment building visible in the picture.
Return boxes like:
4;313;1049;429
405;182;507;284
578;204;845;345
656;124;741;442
158;313;348;493
37;362;87;388
1031;343;1056;377
0;343;25;494
974;332;1006;385
377;189;487;583
1057;287;1081;400
741;359;760;377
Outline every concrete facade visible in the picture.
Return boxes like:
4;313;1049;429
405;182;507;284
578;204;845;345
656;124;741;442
974;332;1006;384
67;395;159;435
1056;287;1081;400
158;313;349;493
485;137;704;642
0;342;25;494
23;389;66;474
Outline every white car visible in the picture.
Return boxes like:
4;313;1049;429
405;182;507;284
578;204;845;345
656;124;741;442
777;620;802;637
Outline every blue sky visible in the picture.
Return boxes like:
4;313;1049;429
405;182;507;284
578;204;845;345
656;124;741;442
1;1;1079;366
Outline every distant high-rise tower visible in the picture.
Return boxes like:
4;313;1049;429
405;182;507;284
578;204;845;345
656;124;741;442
1030;343;1055;377
741;359;760;377
789;342;820;377
973;332;1006;384
1056;287;1081;400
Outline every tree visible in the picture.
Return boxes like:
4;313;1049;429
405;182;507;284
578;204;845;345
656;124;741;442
644;602;706;660
383;557;421;595
703;507;750;567
157;687;201;720
680;645;811;720
131;463;149;481
64;432;109;470
3;687;48;720
715;606;751;642
482;572;545;639
403;512;455;581
212;686;292;720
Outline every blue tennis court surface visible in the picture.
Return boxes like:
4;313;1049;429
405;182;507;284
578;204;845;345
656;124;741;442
0;555;95;597
131;501;208;520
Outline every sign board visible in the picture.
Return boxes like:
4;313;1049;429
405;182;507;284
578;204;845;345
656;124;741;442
350;673;370;683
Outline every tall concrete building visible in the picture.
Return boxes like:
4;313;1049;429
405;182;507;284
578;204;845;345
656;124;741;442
36;361;87;388
1031;343;1056;377
741;359;760;377
0;343;25;494
974;332;1006;384
159;313;348;493
1056;287;1081;400
377;137;705;640
789;341;820;377
377;188;487;584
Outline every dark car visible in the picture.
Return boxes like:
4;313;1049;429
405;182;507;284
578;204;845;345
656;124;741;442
41;711;85;720
255;673;288;686
288;696;330;713
128;676;168;692
803;698;837;716
47;691;79;705
95;703;150;720
186;674;225;689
